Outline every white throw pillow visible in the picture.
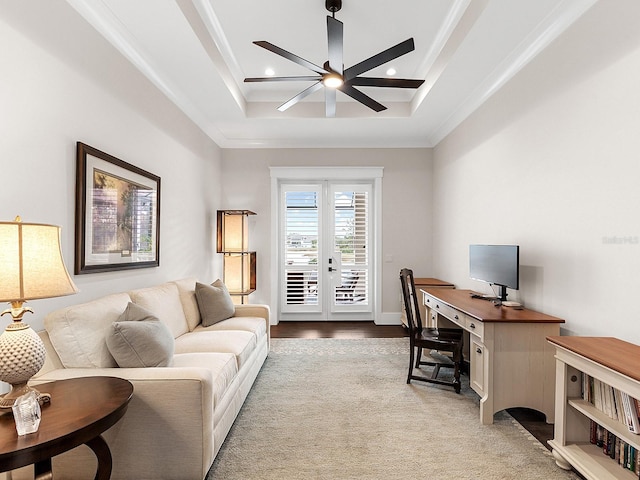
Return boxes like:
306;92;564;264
106;302;175;368
172;278;201;331
44;293;131;368
195;280;235;327
129;283;189;339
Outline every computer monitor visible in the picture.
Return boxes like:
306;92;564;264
469;244;519;301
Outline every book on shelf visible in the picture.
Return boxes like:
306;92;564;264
583;373;640;434
590;420;640;476
622;392;640;434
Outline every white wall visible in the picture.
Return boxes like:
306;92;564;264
220;148;432;320
432;0;640;340
0;3;222;332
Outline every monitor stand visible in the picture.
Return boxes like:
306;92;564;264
496;285;508;302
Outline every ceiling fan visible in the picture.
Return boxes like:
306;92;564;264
244;0;425;117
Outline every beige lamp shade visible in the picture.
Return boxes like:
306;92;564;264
223;252;256;294
0;220;78;302
216;210;255;253
222;215;248;252
0;217;78;409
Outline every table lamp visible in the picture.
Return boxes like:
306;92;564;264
0;216;78;409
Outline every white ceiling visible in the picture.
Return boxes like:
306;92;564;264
66;0;598;149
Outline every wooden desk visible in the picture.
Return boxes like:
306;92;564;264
421;288;564;425
0;377;133;479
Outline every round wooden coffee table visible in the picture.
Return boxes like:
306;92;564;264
0;376;133;479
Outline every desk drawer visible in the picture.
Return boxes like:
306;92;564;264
433;302;463;327
465;317;484;341
423;293;483;339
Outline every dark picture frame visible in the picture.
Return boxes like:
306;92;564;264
75;142;161;274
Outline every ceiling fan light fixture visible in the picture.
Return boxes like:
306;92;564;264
323;73;343;89
325;0;342;14
244;0;425;115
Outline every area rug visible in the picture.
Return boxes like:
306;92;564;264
207;338;580;480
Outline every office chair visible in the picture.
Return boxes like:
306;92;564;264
399;268;463;393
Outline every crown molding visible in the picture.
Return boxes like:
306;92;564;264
428;0;599;146
65;0;227;146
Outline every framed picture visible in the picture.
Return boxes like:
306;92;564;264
75;142;161;274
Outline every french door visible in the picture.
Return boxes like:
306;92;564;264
277;181;374;321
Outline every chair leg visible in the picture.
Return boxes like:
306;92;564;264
415;346;422;368
407;344;415;384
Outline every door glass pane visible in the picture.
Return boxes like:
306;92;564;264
333;189;369;305
284;190;319;306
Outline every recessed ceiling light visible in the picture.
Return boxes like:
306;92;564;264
265;68;275;76
386;68;396;76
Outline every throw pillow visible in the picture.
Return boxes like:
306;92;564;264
106;302;175;368
195;280;235;327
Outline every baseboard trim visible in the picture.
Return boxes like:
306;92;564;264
376;312;403;326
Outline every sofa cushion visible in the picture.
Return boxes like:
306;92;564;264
172;278;201;331
195;280;235;327
106;302;175;368
174;330;256;370
194;316;267;342
173;352;238;408
129;283;189;339
44;293;131;368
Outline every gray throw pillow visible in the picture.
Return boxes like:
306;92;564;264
106;302;175;368
195;280;235;327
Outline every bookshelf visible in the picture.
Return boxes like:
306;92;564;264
547;336;640;479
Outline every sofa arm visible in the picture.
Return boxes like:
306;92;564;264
29;367;215;480
234;303;271;343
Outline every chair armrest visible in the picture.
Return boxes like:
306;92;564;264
234;303;271;343
234;303;270;321
29;366;215;479
32;365;212;384
31;366;214;422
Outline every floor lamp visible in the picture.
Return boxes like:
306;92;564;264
0;216;78;409
217;210;256;304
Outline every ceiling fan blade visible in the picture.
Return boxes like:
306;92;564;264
254;41;329;75
338;84;387;112
245;76;322;83
348;77;425;88
325;88;336;117
327;16;343;74
344;38;415;80
277;82;324;112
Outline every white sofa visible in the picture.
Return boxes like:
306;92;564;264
15;278;269;480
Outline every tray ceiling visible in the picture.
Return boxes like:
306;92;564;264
66;0;598;148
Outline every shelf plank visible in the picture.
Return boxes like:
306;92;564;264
548;337;640;383
551;442;639;480
569;398;640;450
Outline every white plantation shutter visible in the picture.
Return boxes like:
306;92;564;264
283;187;321;309
332;187;370;306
